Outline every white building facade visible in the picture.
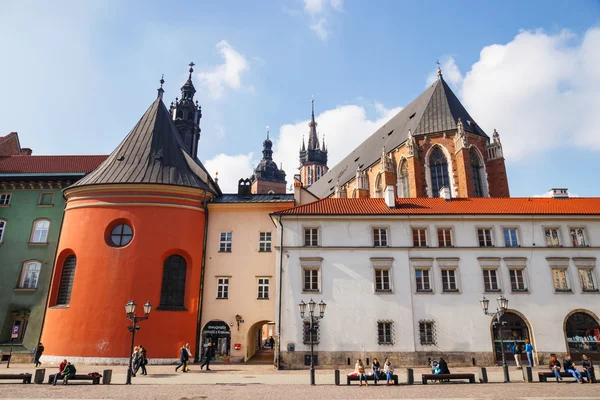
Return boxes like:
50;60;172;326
273;194;600;369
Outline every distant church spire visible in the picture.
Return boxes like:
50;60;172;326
170;63;202;158
307;98;319;150
299;98;328;186
157;74;165;99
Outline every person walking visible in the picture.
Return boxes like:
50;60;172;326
175;345;189;373
355;359;368;387
200;340;214;371
383;358;394;386
510;341;522;369
525;339;534;367
135;345;148;376
582;355;595;384
131;346;140;377
371;358;381;384
269;336;275;350
34;342;44;367
563;354;585;383
184;343;192;372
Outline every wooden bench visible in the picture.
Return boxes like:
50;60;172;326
0;373;32;384
422;373;475;384
48;374;100;385
347;373;398;385
538;371;589;382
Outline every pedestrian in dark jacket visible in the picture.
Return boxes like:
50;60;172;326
134;345;148;376
563;354;585;383
200;341;214;371
175;345;189;373
582;355;595;384
438;358;450;374
34;343;44;367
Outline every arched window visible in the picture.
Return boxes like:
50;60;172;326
398;160;410;198
470;147;485;197
429;147;450;198
57;255;77;305
31;219;50;243
307;167;313;185
564;311;600;359
160;255;187;308
20;261;41;289
0;219;6;242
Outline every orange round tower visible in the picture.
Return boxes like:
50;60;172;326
41;71;220;362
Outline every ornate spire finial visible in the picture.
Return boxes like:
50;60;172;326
157;74;165;99
188;62;195;79
436;60;442;77
266;125;270;140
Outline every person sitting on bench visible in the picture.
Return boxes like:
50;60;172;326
548;355;562;382
438;357;450;374
61;362;77;385
581;355;594;384
563;354;586;384
52;359;67;386
354;359;368;387
371;358;381;384
383;358;394;386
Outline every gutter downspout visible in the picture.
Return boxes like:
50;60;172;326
194;189;209;363
276;215;284;370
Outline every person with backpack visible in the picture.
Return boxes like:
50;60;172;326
510;341;522;369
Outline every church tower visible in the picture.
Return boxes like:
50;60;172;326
169;63;202;158
250;129;287;194
299;99;328;186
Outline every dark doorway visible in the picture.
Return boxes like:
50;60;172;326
565;311;600;361
492;311;530;364
202;320;231;361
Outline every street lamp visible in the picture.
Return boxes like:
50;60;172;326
125;300;151;385
298;298;326;385
480;295;510;383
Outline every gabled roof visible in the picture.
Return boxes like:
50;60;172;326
274;197;600;216
0;155;106;175
71;97;218;193
0;132;21;156
308;75;487;199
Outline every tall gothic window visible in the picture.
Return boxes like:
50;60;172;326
307;167;313;185
160;255;187;308
470;147;485;197
429;147;449;198
57;255;77;305
398;160;410;198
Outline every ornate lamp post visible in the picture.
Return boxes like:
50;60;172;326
125;300;152;385
298;299;326;385
480;295;510;383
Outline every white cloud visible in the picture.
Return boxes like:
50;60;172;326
310;18;328;40
304;0;324;14
272;102;402;185
204;152;256;193
455;27;600;160
197;40;249;99
330;0;344;12
300;0;343;40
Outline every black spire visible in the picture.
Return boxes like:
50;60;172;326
307;98;319;150
170;63;201;158
157;74;165;99
299;98;327;167
262;127;273;161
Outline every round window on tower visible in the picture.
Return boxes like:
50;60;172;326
106;221;134;248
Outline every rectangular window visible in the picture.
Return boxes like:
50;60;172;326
503;228;519;247
257;278;270;299
419;321;435;345
544;228;561;247
373;228;388;247
509;269;527;291
578;269;597;291
441;269;458;292
303;320;319;344
0;220;5;242
412;228;427;247
304;228;319;247
31;220;50;243
216;278;229;299
303;268;320;292
552;269;570;291
219;232;232;252
415;269;431;292
375;269;391;292
0;193;11;206
478;228;493;247
570;228;587;247
259;232;272;252
39;193;54;206
377;321;393;345
437;228;452;247
483;269;500;291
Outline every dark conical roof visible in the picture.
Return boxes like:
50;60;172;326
71;97;217;193
308;74;487;198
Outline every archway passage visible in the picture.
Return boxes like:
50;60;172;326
245;320;276;364
202;320;231;362
565;311;600;361
492;311;531;364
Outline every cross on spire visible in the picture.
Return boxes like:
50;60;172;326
436;60;442;77
188;62;195;79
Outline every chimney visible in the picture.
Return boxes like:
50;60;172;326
384;185;395;208
293;174;303;205
550;188;569;199
20;148;32;156
439;186;451;201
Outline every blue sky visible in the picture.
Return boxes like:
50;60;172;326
1;0;599;195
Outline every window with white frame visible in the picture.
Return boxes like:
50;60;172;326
19;261;41;289
570;228;587;247
552;268;570;291
509;269;527;291
483;269;500;291
257;277;270;299
437;228;452;247
578;269;597;291
544;228;561;247
441;269;458;292
412;228;427;247
419;321;436;345
259;232;272;252
0;193;11;205
216;278;229;299
377;321;393;345
31;219;50;243
503;228;519;247
303;268;320;292
478;228;493;247
373;228;388;247
415;269;432;292
0;219;6;242
304;228;319;247
219;232;232;252
375;268;391;292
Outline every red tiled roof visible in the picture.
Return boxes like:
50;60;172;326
0;155;107;174
275;197;600;216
